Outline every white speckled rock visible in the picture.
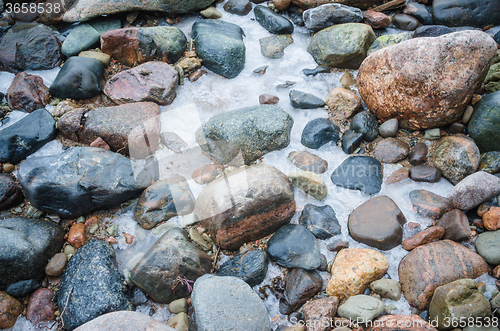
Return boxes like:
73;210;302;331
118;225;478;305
447;171;500;211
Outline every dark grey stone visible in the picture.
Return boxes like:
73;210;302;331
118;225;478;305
254;5;294;34
350;111;379;142
299;204;341;239
5;279;40;298
413;25;454;38
303;3;363;31
301;118;339;149
468;91;500;152
302;66;329;76
432;0;500;28
216;249;268;287
404;3;433;25
392;14;420;31
280;268;323;315
223;0;252;15
290;90;325;109
410;165;442;183
0;173;23;211
331;156;383;195
342;129;363;154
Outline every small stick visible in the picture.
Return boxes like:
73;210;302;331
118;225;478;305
371;0;406;12
57;286;74;331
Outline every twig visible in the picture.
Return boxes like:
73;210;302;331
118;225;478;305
57;286;74;331
212;246;220;271
371;0;406;12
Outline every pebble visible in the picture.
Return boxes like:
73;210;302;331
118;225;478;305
253;65;268;75
166;312;189;331
362;10;391;29
385;168;409;184
379;118;398;138
424;128;441;140
331;156;383;195
341;130;363;154
223;0;252;16
288;171;328;200
326;87;361;122
409;189;451;219
45;252;67;277
301;118;340;149
123;233;133;244
273;0;291;11
436;209;472;242
302;296;339;331
479;151;500;174
408;143;428;166
337;295;385;323
281;268;323;314
374;138;409;163
26;288;56;324
216;249;268;287
299;204;341;239
169;298;188;314
410;165;442;183
0;291;23;329
370;279;401;301
64;244;76;256
402;226;445;251
2;163;14;173
192;164;223;185
290;90;325;109
259;93;279;104
5;279;39;298
350;111;379;142
302;66;329;76
447;171;500;211
462;105;474;124
67;223;85;248
287;151;328;174
483;206;500;231
449;122;465;134
327;240;349;252
200;6;222;19
392;14;419;31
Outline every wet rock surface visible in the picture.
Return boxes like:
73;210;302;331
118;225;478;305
409;189;451;219
288;151;328;174
6;72;50;113
281;268;323;314
433;136;480;185
216;249;268;287
299;204;341;239
0;174;23;211
331;156;383;195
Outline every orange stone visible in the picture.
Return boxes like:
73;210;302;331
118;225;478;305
477;203;491;217
106;237;118;245
483;206;500;230
402;226;445;251
67;223;85;248
493;265;500;279
385;168;409;184
124;233;133;244
84;215;99;227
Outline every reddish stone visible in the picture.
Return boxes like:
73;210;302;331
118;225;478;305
0;174;23;211
368;314;436;331
302;296;340;331
6;72;50;112
362;10;391;29
374;138;409;163
89;137;111;150
408;142;428;166
259;93;279;105
435;209;471;241
483;206;500;230
291;0;383;10
188;69;207;82
473;218;484;228
124;233;133;244
26;288;56;325
84;215;100;227
409;189;451;219
402;226;445;251
477;203;491;217
385;168;409;184
67;223;85;248
410;165;442;183
408;222;421;230
192;164;223;185
493;265;500;279
281;268;322;314
0;291;23;329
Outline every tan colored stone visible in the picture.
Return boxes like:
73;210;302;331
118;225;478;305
385;168;409;184
288;171;328;200
166;312;188;331
402;226;445;251
45;252;68;277
326;87;361;121
0;291;23;329
78;50;111;66
483;206;500;230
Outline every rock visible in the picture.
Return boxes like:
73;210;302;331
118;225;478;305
432;0;500;28
290;90;325;109
469;91;500;152
0;292;22;329
67;223;85;248
192;164;223;185
374;138;409;163
479;152;500;174
26;288;56;325
131;228;210;303
429;279;491;330
200;6;222;19
404;3;433;25
331;156;383;195
326;248;388;302
0;217;64;290
368;315;436;331
326;87;361;121
192;19;245;79
169;298;188;314
57;240;132;330
475;230;500;265
303;4;362;31
398;240;490;310
291;0;384;10
341;130;363;154
62;18;120;57
0;23;62;73
370;279;401;301
79;50;111;66
367;32;413;56
449;122;466;134
302;66;329;76
288;171;328;200
288;151;328;174
216;249;268;287
260;34;293;59
254;5;293;34
5;280;39;298
308;23;375;69
274;0;291;11
409;189;451;220
281;268;323;314
299;204;341;239
408;143;428;165
104;61;178;105
75;311;176;330
350;111;379;142
433;136;480;184
402;226;445;251
484;54;500;94
135;175;195;230
349;195;406;250
447;171;500;211
224;0;252;15
166;312;188;331
379;119;398;138
6;72;49;113
338;295;384;323
45;253;68;277
49;57;104;100
195;105;293;165
301;118;339;149
424;128;440;140
362;10;391;29
436;209;472;241
410;165;442;183
0;108;56;164
392;14;419;31
259;93;279;105
357;31;497;130
0;174;22;211
18;147;145;218
386;168;409;184
160;132;188;154
484;207;500;231
413;25;454;38
302;296;340;331
191;275;272;331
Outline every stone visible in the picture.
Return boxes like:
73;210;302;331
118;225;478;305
254;5;294;34
409;143;428;166
260;34;293;59
386;168;409;184
398;240;490;310
5;280;39;298
341;130;363;154
410;165;442;183
62;18;121;57
192;164;223;185
326;87;361;121
216;249;268;287
49;57;104;100
290;90;325;109
74;311;175;331
130;228;211;304
362;10;391;29
58;240;132;330
291;0;384;10
367;315;436;331
267;224;321;270
104;61;178;106
79;50;111;66
26;288;56;325
424;128;441;140
484;207;500;231
484;53;500;94
302;66;329;76
374;138;409;163
200;6;222;19
475;230;500;265
303;4;362;31
259;94;279;105
0;108;56;164
409;189;451;219
302;296;340;331
479;152;500;174
18;147;145;218
191;275;272;331
169;298;188;314
0;23;62;73
413;25;454;38
195;105;293;165
45;253;67;277
468;91;500;152
429;279;491;330
288;171;328;200
299;204;341;239
331;156;383;195
6;72;49;113
404;3;433;25
337;295;384;323
402;226;445;251
160;132;187;154
274;0;291;11
89;137;111;150
367;32;413;56
326;248;388;302
67;223;85;248
327;240;349;252
195;165;295;250
281;268;323;314
350;111;379;142
224;0;252;15
433;136;480;184
370;279;401;301
432;0;500;28
392;14;419;31
192;19;245;79
288;151;328;174
0;174;22;211
166;313;189;331
379;119;398;138
436;209;472;241
135;175;195;230
349;195;406;250
0;292;22;329
357;31;497;130
301;118;339;149
447;171;500;211
307;23;375;69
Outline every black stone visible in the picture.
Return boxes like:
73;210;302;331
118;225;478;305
280;268;323;315
57;239;132;331
413;25;454;38
216;249;268;287
254;5;294;34
0;174;23;211
288;6;305;26
410;165;442;183
432;0;500;28
0;217;64;290
302;66;329;76
276;80;296;88
223;0;252;15
49;57;104;100
468;91;500;152
301;118;340;149
5;279;39;298
298;204;341;239
350;111;379;142
331;156;383;195
495;30;500;45
342;129;363;154
290;90;326;109
0;109;56;164
404;3;433;25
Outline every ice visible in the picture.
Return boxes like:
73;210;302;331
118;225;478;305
5;316;57;331
25;140;64;159
0;110;29;129
0;67;60;93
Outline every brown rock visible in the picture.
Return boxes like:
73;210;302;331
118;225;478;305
326;248;388;302
281;268;323;315
89;137;111;150
477;203;490;217
483;206;500;230
274;0;291;11
368;314;436;331
74;311;175;331
104;61;178;106
124;233;133;244
26;288;56;325
67;223;85;248
493;265;500;279
408;142;428;166
302;296;340;331
436;209;471;241
326;240;349;252
259;94;279;105
409;189;451;219
385;168;409;184
402;226;445;251
2;163;15;173
57;107;88;141
408;222;421;230
6;72;50;113
0;174;23;211
433;136;480;185
326;87;361;121
374;138;409;163
188;69;207;82
45;252;68;277
0;291;23;329
192;164;223;185
398;240;490;310
362;10;391;29
357;30;497;130
288;151;328;174
410;165;442;183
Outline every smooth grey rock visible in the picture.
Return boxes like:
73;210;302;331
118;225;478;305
290;90;325;109
350;111;379;142
337;295;384;323
254;5;294;34
301;118;340;149
475;230;500;265
447;171;500;211
303;4;363;31
379;118;398;138
331;156;383;195
62;18;121;57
